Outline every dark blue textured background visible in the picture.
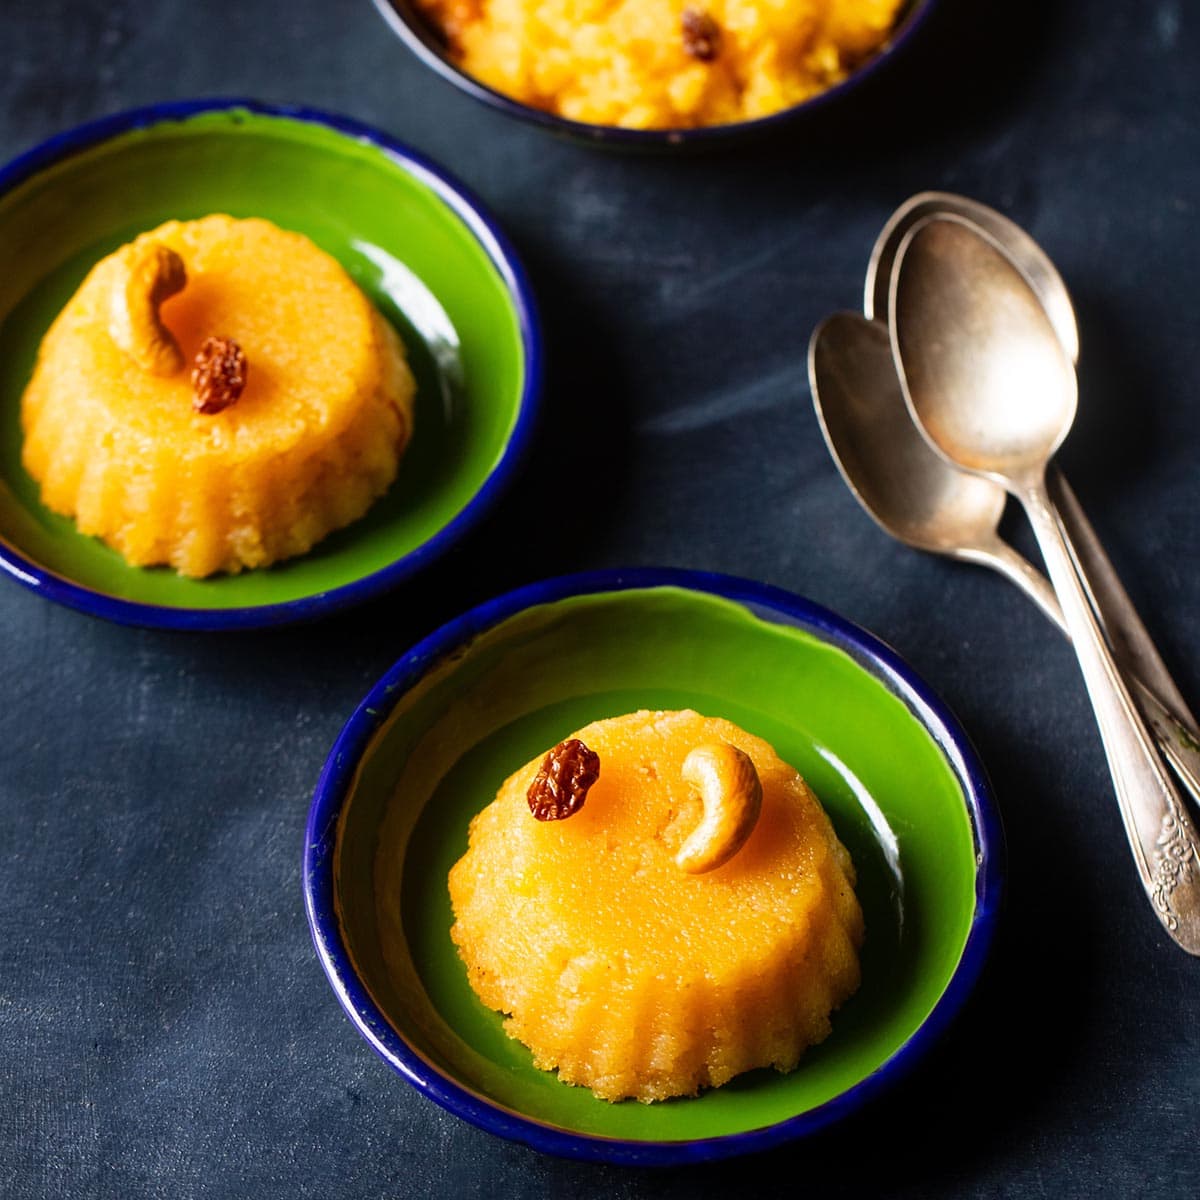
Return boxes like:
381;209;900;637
2;1;1198;1195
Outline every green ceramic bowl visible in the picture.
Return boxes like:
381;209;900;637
0;100;539;629
304;570;1003;1164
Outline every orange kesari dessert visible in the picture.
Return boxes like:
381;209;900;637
21;215;415;577
415;0;907;129
449;709;864;1102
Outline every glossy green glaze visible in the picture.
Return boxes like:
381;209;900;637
336;586;978;1141
0;108;525;608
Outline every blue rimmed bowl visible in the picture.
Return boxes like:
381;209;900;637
0;99;540;630
304;567;1003;1164
370;0;938;149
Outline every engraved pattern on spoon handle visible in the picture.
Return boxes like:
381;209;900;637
1020;477;1200;951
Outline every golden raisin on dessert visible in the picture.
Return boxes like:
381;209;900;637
191;335;248;414
681;9;721;62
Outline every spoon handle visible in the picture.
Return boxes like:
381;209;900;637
978;499;1200;819
1049;468;1199;733
1019;475;1200;953
1047;470;1200;833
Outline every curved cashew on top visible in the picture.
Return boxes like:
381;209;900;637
108;241;188;375
675;742;763;874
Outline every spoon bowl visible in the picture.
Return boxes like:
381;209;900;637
889;215;1079;483
810;312;1007;556
866;191;1080;365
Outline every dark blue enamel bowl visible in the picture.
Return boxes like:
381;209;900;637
370;0;938;148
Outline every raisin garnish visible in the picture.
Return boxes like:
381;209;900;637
527;738;600;821
192;335;248;414
682;8;721;63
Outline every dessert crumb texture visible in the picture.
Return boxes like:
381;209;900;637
416;0;905;129
20;215;416;577
449;708;864;1103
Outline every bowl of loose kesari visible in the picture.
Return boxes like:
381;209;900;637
370;0;936;147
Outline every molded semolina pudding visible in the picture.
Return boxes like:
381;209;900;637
20;215;415;578
414;0;907;129
449;709;864;1102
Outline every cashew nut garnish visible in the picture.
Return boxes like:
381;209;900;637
108;241;187;375
675;742;763;874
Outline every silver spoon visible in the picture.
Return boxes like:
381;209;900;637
889;212;1200;952
869;192;1200;797
868;193;1197;738
808;310;1200;814
865;190;1080;364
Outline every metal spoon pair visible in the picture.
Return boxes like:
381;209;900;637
809;192;1200;953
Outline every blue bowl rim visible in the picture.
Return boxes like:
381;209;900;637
302;566;1005;1165
369;0;939;147
0;97;543;631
